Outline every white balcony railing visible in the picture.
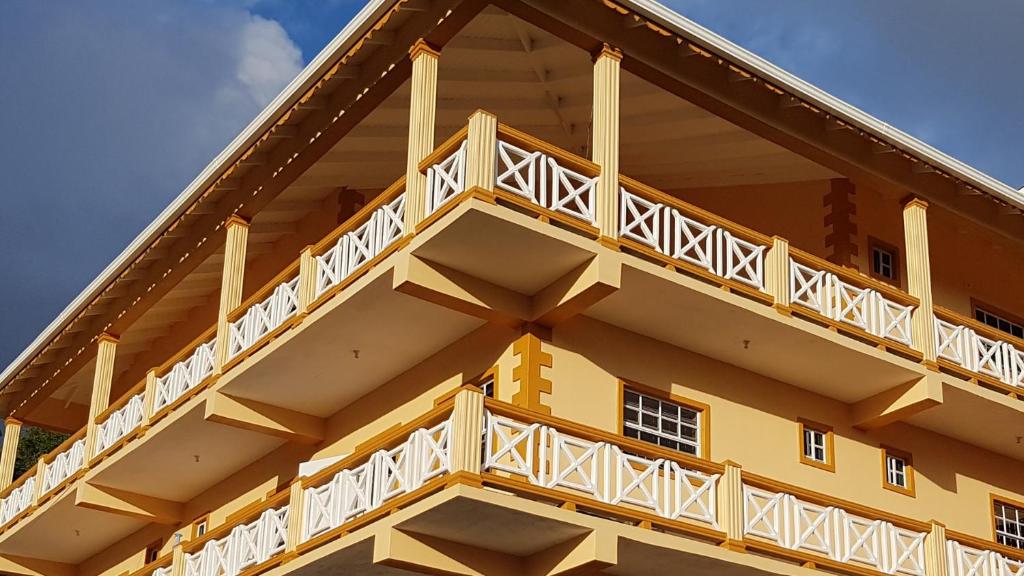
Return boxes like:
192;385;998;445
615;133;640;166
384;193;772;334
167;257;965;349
302;415;452;542
744;485;926;575
619;188;767;291
152;567;172;576
790;259;914;346
40;438;86;495
483;411;720;528
154;338;217;413
184;506;288;576
935;316;1024;387
228;278;299;360
425;140;467;217
95;392;145;456
495;139;597;226
0;476;35;526
314;192;405;299
947;539;1024;576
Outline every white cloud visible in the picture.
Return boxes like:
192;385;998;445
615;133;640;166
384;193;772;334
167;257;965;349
234;14;304;106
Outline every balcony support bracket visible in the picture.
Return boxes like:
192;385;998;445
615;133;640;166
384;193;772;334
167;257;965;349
204;392;325;445
851;374;943;430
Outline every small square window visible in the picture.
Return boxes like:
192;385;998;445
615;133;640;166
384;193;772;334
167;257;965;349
798;419;834;472
191;514;211;540
145;541;162;564
869;239;899;283
881;447;915;496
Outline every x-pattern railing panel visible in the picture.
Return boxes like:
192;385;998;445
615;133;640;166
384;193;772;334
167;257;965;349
494;140;597;225
302;416;452;542
184;507;288;576
228;277;299;359
426;141;467;216
154;339;216;412
0;477;35;525
790;259;914;346
619;188;767;291
314;192;406;300
934;316;1024;388
483;412;719;528
946;541;1024;576
96;393;145;456
41;438;86;494
743;485;926;575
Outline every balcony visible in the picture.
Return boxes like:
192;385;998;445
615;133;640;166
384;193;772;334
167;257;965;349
117;390;1024;576
3;113;1024;565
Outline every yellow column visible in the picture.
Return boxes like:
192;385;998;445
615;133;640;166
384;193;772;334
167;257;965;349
403;39;440;233
285;480;305;553
765;236;791;311
592;44;622;244
903;198;936;364
296;246;317;317
925;520;948;576
31;456;47;504
142;369;158;427
464;110;497;195
0;418;22;490
448;388;485;477
85;333;119;463
717;461;746;551
214;215;250;372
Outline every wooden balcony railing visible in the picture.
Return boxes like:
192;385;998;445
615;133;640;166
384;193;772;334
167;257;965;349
934;306;1024;396
618;175;773;303
788;247;921;357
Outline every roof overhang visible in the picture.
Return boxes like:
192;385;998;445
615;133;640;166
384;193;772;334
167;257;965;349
2;0;1020;410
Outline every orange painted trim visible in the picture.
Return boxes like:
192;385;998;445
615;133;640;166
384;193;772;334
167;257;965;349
797;418;836;473
789;246;918;308
879;445;915;497
418;127;469;173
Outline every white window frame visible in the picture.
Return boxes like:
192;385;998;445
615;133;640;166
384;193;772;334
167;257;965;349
995;500;1024;550
803;428;827;463
885;454;908;488
622;387;703;457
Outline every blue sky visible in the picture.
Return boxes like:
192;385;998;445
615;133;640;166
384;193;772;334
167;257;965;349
0;0;1021;368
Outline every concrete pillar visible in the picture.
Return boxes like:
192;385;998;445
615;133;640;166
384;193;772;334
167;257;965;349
592;44;622;244
296;246;317;317
718;461;746;551
903;198;936;364
448;388;485;476
85;333;119;462
925;520;948;576
765;236;791;310
285;480;305;553
403;39;440;233
0;418;22;490
464;110;497;195
214;215;250;372
142;369;158;427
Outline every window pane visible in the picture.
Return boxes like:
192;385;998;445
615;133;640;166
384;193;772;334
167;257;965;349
621;388;702;456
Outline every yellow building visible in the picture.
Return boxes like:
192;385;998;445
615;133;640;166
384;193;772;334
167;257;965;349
2;2;1024;576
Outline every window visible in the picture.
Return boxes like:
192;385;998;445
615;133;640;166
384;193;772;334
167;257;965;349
974;305;1024;340
869;238;899;283
191;514;210;539
881;446;915;496
478;370;496;398
798;419;834;471
995;500;1024;549
622;384;707;457
144;541;162;564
